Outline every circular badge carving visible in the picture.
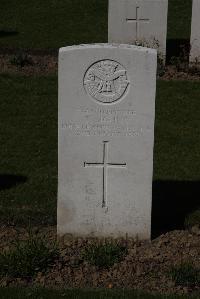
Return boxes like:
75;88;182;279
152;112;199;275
84;60;130;104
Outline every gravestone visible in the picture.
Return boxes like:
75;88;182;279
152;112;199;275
190;0;200;64
108;0;168;60
58;44;157;239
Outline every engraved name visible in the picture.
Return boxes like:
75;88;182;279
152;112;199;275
81;107;136;124
61;121;142;137
61;107;141;137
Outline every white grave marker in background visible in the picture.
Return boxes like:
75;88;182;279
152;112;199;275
108;0;168;60
190;0;200;64
58;44;157;239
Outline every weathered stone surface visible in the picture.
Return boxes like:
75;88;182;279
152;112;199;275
190;0;200;64
58;44;157;239
108;0;168;59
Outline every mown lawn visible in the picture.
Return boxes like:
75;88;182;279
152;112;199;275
0;74;57;225
167;0;192;40
0;288;199;299
0;0;192;49
0;74;199;228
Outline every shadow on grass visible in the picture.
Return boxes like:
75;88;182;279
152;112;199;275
0;30;19;38
1;176;199;235
0;174;27;191
166;38;190;64
152;180;200;239
0;287;186;299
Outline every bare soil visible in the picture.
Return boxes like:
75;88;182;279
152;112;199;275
1;53;200;81
0;54;57;76
0;226;200;296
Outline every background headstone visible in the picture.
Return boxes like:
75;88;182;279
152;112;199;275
58;44;157;239
190;0;200;64
108;0;168;60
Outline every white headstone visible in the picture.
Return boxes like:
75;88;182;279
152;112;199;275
190;0;200;64
108;0;168;60
58;44;157;239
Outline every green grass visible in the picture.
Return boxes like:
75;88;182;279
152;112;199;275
0;0;192;49
0;231;58;279
83;242;127;268
184;210;200;228
0;75;200;226
0;0;107;49
167;0;192;40
169;262;200;287
0;74;57;225
154;80;200;181
0;288;199;299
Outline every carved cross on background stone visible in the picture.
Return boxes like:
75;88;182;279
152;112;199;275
126;6;150;39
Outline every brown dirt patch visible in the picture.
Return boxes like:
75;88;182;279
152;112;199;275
0;225;200;296
1;53;200;81
161;65;200;81
0;54;57;76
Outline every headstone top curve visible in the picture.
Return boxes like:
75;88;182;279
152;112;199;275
59;43;157;55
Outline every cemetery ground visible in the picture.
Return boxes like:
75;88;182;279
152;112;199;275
0;76;200;297
0;0;200;298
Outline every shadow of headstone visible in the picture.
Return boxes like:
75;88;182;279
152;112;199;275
166;38;190;64
152;180;200;238
0;30;19;38
0;174;27;191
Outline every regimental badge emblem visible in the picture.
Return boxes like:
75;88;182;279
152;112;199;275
83;60;130;104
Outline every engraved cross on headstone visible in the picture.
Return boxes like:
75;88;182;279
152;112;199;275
84;141;127;208
126;6;150;39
